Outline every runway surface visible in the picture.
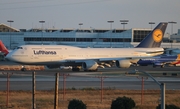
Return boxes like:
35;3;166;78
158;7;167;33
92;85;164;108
0;61;180;90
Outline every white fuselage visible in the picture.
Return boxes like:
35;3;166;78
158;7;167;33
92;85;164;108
5;45;164;66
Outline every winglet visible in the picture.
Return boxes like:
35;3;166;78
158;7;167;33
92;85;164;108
0;40;9;56
136;22;168;48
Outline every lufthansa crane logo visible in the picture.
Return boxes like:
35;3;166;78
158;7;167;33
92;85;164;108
153;29;163;42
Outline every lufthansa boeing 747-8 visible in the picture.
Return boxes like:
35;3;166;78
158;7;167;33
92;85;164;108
5;22;168;71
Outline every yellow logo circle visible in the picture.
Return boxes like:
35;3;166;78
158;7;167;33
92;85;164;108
153;29;163;42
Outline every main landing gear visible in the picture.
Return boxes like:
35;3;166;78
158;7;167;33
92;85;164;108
21;65;26;71
83;69;98;72
72;67;80;71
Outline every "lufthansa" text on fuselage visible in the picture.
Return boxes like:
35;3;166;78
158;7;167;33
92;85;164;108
33;50;56;55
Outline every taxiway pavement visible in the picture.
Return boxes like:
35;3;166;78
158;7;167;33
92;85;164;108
0;61;180;90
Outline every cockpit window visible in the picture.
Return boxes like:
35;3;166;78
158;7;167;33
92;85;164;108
16;47;23;49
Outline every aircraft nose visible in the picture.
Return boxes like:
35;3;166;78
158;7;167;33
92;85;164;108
5;53;12;61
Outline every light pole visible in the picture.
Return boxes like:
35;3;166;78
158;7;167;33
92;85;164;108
39;20;45;45
120;20;129;29
134;70;165;109
168;21;177;48
79;23;83;30
149;22;155;29
168;21;177;35
77;23;83;42
120;20;129;47
7;20;14;49
107;20;114;48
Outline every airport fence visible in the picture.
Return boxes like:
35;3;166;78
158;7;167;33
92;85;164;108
0;71;180;109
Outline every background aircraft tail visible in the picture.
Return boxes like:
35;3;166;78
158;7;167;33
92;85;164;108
170;54;180;65
0;40;9;56
136;22;168;48
177;54;180;60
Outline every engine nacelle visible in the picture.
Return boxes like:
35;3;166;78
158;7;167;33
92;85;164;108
82;60;98;71
116;60;131;68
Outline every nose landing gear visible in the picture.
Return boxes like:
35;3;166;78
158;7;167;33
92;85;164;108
21;65;26;71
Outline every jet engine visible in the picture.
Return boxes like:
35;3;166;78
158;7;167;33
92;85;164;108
116;60;131;68
82;60;98;71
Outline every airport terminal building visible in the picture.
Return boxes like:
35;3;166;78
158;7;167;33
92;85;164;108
0;23;180;49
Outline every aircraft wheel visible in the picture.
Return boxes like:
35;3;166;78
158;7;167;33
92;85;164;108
90;69;98;72
93;69;98;72
161;65;164;68
84;69;98;72
21;68;26;71
72;68;80;72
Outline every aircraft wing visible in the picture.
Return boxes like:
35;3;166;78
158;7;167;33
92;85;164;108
60;57;141;69
63;57;138;63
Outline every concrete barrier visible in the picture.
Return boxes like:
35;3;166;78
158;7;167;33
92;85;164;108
0;65;44;71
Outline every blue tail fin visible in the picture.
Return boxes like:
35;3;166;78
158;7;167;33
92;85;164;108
136;22;168;48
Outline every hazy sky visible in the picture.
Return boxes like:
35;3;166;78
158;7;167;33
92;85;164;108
0;0;179;34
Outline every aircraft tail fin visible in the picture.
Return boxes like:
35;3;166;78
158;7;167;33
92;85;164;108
0;40;9;56
170;54;180;65
176;54;180;61
136;22;168;48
